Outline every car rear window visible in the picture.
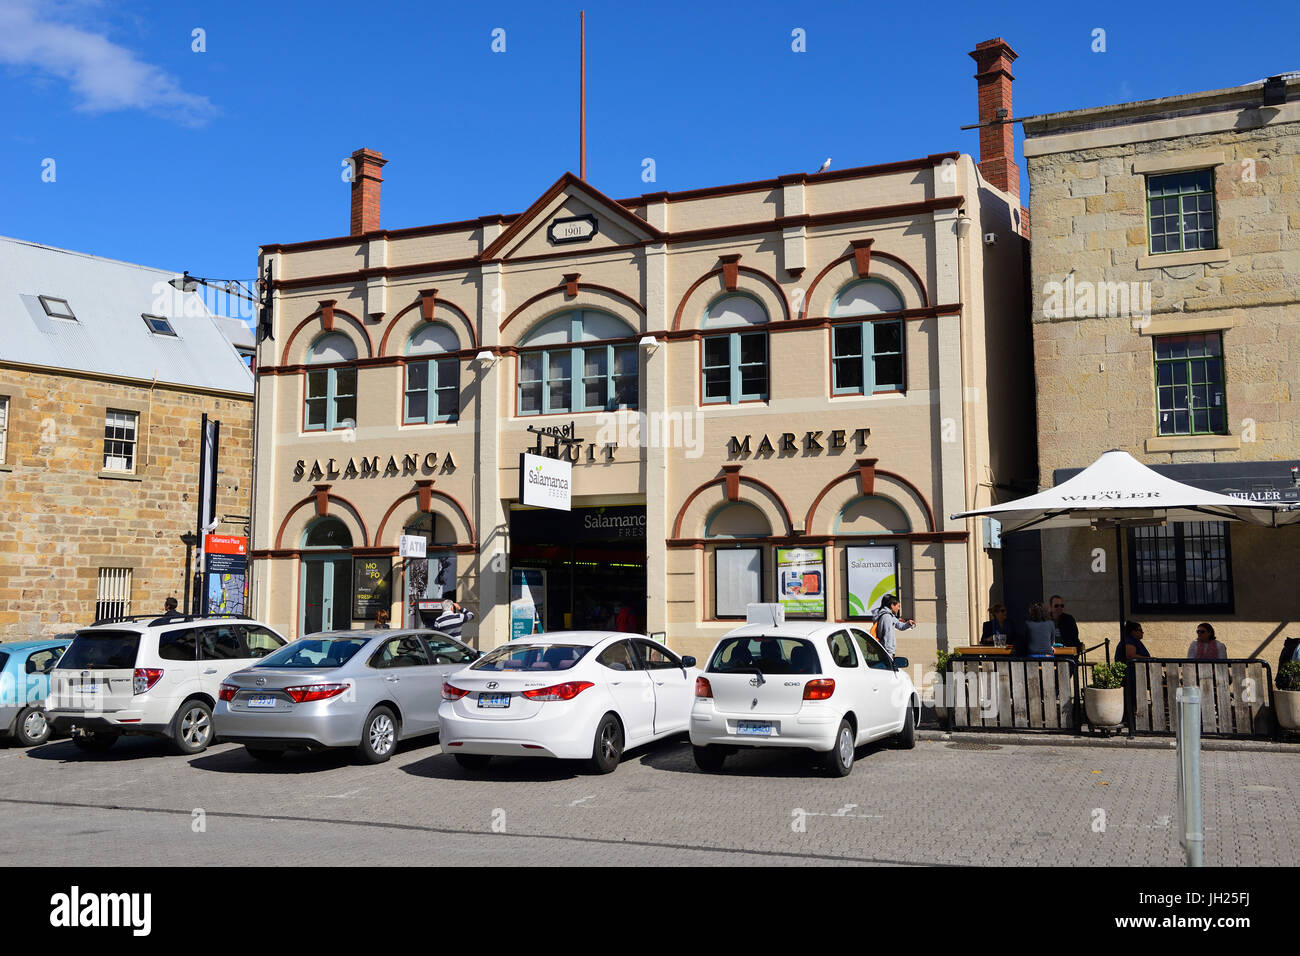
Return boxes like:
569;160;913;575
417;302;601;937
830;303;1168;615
256;638;368;669
0;651;8;671
707;636;821;675
471;644;589;672
58;631;141;670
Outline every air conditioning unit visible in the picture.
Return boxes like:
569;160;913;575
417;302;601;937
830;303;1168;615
982;517;1003;550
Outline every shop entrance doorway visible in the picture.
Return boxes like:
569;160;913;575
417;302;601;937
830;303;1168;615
510;505;647;633
301;555;352;634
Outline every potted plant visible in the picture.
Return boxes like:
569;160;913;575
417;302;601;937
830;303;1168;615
932;648;956;729
1276;662;1300;732
1086;661;1127;729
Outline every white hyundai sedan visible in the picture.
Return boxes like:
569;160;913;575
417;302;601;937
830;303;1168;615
689;620;919;776
438;632;699;774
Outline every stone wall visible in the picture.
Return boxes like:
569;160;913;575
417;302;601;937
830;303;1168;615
0;367;253;639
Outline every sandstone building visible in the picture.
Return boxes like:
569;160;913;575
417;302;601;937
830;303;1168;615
1022;73;1300;659
249;39;1038;665
0;237;255;639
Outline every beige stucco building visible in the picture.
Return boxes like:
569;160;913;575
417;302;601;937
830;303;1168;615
250;39;1037;665
1023;73;1300;660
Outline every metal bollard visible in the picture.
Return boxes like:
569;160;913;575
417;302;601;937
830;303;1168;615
1175;685;1204;867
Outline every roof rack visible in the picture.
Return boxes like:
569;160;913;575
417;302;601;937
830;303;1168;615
88;612;255;627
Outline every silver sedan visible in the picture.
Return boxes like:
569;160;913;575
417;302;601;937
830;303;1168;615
213;628;480;763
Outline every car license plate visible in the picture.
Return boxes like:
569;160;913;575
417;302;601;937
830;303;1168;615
79;683;99;695
478;693;510;709
247;696;277;709
737;721;774;736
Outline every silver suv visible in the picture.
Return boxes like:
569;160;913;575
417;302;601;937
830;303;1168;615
47;614;287;755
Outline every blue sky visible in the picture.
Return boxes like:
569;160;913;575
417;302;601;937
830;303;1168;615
3;0;1296;317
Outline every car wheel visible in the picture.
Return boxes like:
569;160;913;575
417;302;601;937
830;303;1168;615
171;700;214;755
692;744;727;773
454;753;492;770
357;706;398;764
72;731;119;753
245;747;284;762
896;701;917;750
589;713;623;774
13;707;50;747
822;719;855;777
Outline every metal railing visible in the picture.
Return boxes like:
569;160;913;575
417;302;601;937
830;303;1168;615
1125;657;1275;739
945;655;1082;731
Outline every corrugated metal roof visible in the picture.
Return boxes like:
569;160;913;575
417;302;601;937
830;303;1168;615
1;236;253;395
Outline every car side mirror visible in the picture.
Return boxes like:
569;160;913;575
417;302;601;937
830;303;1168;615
892;656;909;669
681;656;696;668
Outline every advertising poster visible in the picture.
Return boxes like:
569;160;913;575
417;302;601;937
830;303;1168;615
352;556;393;620
202;534;247;616
846;546;900;619
775;547;826;619
510;568;546;638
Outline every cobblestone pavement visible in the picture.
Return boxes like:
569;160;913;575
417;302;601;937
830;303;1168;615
0;733;1295;866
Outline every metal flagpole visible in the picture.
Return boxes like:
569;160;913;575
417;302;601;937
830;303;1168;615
579;10;586;180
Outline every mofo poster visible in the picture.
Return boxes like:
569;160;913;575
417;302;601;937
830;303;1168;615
846;546;899;619
776;547;825;619
203;534;247;616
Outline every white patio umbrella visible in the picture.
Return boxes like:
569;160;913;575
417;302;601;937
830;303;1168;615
952;450;1300;532
951;449;1298;644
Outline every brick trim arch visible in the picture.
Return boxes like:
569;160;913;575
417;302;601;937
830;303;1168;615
500;282;645;335
804;466;936;535
280;306;373;366
275;493;371;550
671;473;794;539
379;295;478;356
800;249;930;318
671;265;792;331
373;488;477;548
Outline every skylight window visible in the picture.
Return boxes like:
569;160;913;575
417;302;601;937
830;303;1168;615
142;314;177;336
38;295;76;320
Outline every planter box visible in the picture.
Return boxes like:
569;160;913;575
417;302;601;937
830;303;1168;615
1277;689;1300;732
1085;686;1125;729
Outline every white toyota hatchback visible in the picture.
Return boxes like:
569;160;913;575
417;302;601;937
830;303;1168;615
438;631;699;774
689;620;919;776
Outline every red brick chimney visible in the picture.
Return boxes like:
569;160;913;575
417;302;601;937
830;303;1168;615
350;147;387;236
969;38;1018;197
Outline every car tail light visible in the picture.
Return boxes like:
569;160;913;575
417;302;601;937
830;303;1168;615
442;682;470;701
695;677;713;698
803;679;835;701
284;684;349;703
218;683;239;702
521;681;594;701
133;668;163;695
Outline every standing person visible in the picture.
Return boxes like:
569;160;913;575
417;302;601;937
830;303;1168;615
981;603;1010;646
433;601;476;640
1187;622;1227;660
159;596;183;621
1048;595;1082;652
614;602;636;633
1024;603;1056;658
872;594;914;657
373;609;391;629
1116;621;1151;662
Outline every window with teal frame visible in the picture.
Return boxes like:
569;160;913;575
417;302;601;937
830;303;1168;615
404;324;460;424
1154;332;1226;436
1147;170;1216;254
830;279;905;395
516;311;637;416
701;294;769;405
304;333;358;432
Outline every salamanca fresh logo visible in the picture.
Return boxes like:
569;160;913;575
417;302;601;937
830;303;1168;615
49;886;151;936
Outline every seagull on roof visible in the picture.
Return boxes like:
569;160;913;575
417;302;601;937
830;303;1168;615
817;158;832;172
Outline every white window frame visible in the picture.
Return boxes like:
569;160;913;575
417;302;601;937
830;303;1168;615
103;409;139;473
96;568;132;621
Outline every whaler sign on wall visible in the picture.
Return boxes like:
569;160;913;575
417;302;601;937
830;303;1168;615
293;452;456;481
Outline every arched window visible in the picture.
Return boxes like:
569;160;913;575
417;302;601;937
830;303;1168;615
706;501;769;619
702;294;767;405
517;310;637;416
304;333;358;431
830;280;905;395
404;324;460;424
302;516;353;549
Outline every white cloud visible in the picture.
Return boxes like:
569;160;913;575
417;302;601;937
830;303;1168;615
0;0;216;125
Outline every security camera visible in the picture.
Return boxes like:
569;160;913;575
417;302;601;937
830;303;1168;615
983;232;997;245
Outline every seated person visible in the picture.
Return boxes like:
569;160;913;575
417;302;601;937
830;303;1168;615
1116;621;1151;662
1187;622;1227;660
1024;602;1056;658
980;603;1010;645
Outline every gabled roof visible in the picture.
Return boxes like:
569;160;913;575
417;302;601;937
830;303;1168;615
479;172;665;261
0;236;253;395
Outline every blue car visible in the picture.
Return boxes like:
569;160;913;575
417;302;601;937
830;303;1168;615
0;640;70;746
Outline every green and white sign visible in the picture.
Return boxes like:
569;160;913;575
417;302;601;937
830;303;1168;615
846;546;899;619
776;547;826;619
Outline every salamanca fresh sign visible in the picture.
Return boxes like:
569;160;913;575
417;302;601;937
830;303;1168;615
520;452;572;511
846;546;898;619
